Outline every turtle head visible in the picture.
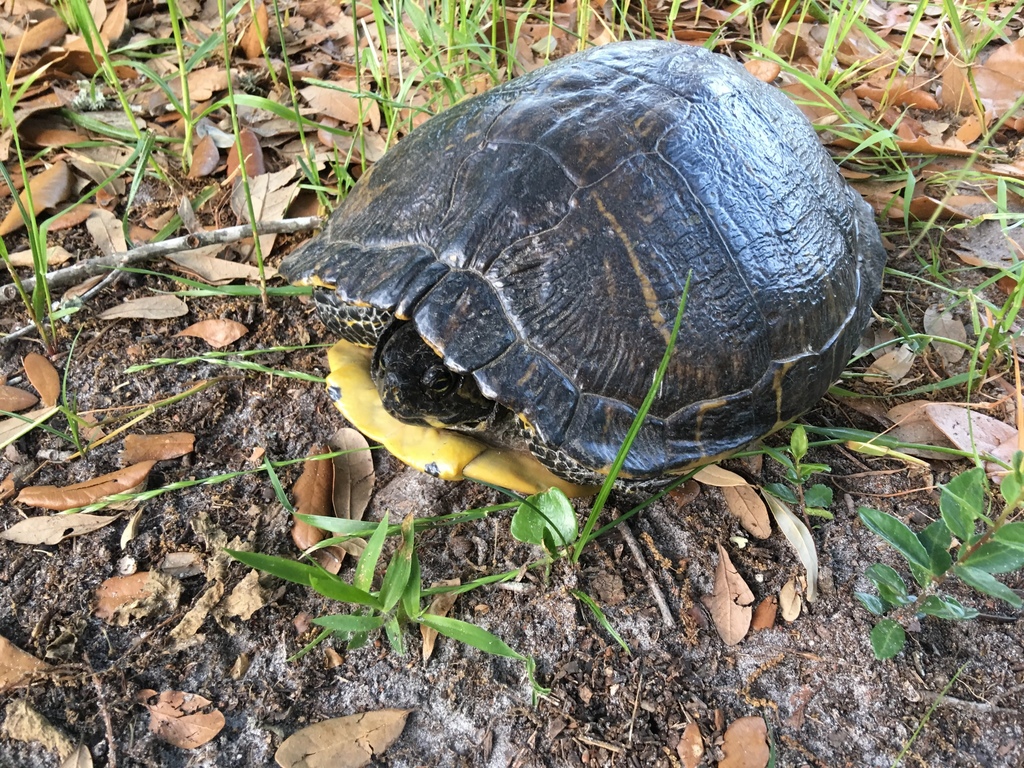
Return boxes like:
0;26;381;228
371;321;495;431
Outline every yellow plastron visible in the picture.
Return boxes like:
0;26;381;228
325;341;597;497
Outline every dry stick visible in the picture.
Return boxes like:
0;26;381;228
618;524;676;629
0;216;322;306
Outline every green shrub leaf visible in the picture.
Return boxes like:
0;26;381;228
803;484;833;509
939;467;985;541
865;563;914;606
417;614;526;660
511;487;577;550
858;507;933;582
917;594;979;620
854;591;889;615
953;565;1023;608
763;482;798;505
918;519;952;575
870;619;906;659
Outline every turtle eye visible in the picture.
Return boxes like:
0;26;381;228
421;365;456;395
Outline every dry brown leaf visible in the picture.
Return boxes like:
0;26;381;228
59;743;93;768
707;544;753;646
187;67;230;102
0;160;73;236
227;127;265;178
16;460;156;511
188;135;220;179
122;432;195;464
94;572;154;622
99;0;126;44
5;15;67;54
2;700;74;762
96;295;188;320
274;709;413;768
743;59;780;84
138;689;225;749
85;208;127;256
867;345;915;383
0;384;39;413
779;578;802;622
887;401;1017;463
0;476;15;502
23;352;60;408
0;405;59;447
677;721;704;768
329;428;374;522
720;716;770;768
176;319;248;348
216;568;272;622
239;0;268;59
923;305;966;364
6;245;75;268
722;484;771;539
751;596;778;631
0;513;120;544
692;465;748;487
166;249;272;284
421;579;461;662
301;83;381;128
0;634;50;688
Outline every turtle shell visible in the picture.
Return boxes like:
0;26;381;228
281;40;886;481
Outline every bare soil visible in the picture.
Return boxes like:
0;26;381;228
1;256;1023;768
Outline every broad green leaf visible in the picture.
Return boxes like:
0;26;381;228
993;521;1024;547
854;591;889;616
401;552;421;619
965;541;1024;574
939;467;985;541
383;617;404;654
791;425;808;462
803;484;833;509
858;507;933;583
226;549;318;587
999;451;1024;507
865;563;914;606
571;590;630;654
417;614;525;660
313;613;385;633
379;515;415;613
870;619;906;660
917;594;979;620
954;565;1023;608
511;487;577;549
354;513;389;592
308;571;384;610
763;483;798;505
918;519;952;576
805;507;834;520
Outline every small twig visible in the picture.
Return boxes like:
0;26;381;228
0;216;322;305
574;734;624;754
917;690;1018;714
618;524;675;628
627;668;642;745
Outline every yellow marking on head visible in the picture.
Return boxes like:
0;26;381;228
326;341;594;497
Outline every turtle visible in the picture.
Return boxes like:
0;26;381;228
280;40;887;495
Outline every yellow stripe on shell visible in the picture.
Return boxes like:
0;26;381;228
325;340;596;497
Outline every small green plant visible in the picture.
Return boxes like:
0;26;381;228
856;458;1024;660
762;425;835;519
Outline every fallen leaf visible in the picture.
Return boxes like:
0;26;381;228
693;465;749;487
330;428;374;523
764;493;819;602
122;432;195;464
274;709;413;768
166;249;273;284
420;579;460;662
291;443;333;552
176;319;248;348
239;0;268;59
215;568;272;622
188;135;220;179
722;484;771;539
15;460;156;511
96;295;188;320
744;59;780;83
677;721;704;768
5;15;68;54
868;345;916;383
0;385;39;413
887;401;1017;463
94;572;156;622
779;577;802;622
23;353;60;407
0;635;50;687
720;716;770;768
85;208;127;256
0;406;59;448
706;544;753;646
0;160;73;236
6;245;75;268
0;513;120;545
923;305;967;364
138;689;225;749
99;0;127;44
59;743;93;768
227;127;265;178
751;596;778;631
2;701;74;762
